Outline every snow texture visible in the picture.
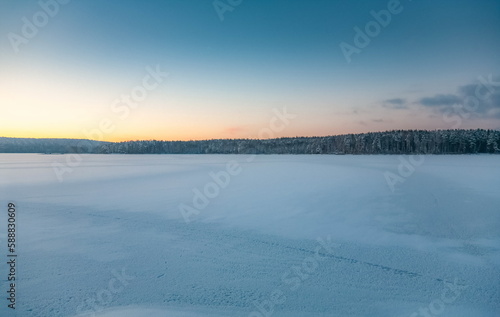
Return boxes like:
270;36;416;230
0;154;499;316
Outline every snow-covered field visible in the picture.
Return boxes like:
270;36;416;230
0;154;499;317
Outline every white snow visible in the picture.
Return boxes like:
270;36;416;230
0;154;499;316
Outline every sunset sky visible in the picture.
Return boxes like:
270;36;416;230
1;0;499;141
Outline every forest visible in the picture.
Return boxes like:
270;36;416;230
1;129;499;155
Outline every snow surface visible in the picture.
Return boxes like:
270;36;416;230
0;154;499;316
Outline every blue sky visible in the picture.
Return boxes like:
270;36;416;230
1;0;499;141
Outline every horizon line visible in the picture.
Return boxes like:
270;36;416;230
1;128;499;143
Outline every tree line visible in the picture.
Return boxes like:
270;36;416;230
1;129;499;155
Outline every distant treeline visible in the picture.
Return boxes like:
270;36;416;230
1;129;499;154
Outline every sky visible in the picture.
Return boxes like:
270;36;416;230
0;0;499;142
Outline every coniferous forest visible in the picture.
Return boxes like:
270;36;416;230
1;129;499;155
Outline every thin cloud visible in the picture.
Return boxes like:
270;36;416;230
386;98;405;105
224;126;246;135
419;94;462;107
383;98;408;109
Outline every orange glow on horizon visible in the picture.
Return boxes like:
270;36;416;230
0;126;363;142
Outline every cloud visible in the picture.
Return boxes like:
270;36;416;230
372;118;384;123
386;98;405;105
414;76;500;119
383;98;408;109
379;76;500;121
491;91;500;108
419;94;462;107
492;111;500;119
458;81;500;113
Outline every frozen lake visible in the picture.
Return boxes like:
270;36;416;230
0;154;499;316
